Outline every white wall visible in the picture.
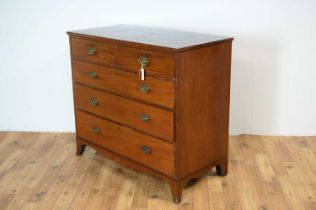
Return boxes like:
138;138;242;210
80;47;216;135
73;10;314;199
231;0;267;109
0;0;315;135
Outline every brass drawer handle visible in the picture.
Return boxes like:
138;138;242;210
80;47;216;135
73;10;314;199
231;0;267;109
88;71;97;78
140;114;150;122
138;56;149;81
88;47;96;55
138;84;150;93
141;145;151;154
138;56;149;66
90;98;98;106
91;127;100;133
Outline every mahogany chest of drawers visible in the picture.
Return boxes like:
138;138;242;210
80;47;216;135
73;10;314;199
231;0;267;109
67;25;233;203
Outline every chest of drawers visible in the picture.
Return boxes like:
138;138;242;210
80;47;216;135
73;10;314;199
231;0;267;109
67;25;233;203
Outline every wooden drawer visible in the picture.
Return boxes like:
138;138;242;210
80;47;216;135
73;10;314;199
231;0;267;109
70;37;115;66
75;110;175;177
72;59;175;109
117;46;174;79
73;84;174;141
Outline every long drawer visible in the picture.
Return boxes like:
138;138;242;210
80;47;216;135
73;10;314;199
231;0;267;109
73;84;174;141
72;59;175;109
75;110;175;177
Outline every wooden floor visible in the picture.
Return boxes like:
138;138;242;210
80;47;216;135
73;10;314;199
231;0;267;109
0;132;315;210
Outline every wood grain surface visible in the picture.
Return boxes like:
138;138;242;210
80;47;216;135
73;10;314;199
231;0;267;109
75;110;175;177
67;25;233;52
72;59;175;109
73;84;174;142
175;42;232;179
117;46;174;78
70;37;116;66
0;132;315;210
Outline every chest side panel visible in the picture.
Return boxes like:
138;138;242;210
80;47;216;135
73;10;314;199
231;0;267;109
175;42;232;179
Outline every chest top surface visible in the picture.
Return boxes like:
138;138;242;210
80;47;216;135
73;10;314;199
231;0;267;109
67;25;233;51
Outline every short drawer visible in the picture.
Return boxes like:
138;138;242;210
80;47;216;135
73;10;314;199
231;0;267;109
70;37;115;66
72;59;175;109
75;110;175;177
73;84;174;142
117;46;174;79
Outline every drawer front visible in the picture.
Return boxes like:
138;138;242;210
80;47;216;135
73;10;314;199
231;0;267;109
72;59;175;109
75;110;175;177
73;84;174;142
70;37;115;66
117;46;174;79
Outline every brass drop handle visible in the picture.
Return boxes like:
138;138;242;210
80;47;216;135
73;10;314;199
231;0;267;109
88;47;96;55
91;127;100;133
140;114;150;122
138;84;150;93
141;145;151;154
90;98;98;106
88;71;97;78
138;56;149;80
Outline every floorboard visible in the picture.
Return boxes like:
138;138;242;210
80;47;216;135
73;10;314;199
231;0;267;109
0;132;315;210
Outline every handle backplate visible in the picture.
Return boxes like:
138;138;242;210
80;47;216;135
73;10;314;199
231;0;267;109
140;114;151;122
138;84;150;93
90;98;98;106
138;56;149;66
88;71;97;78
88;47;96;55
91;127;100;133
141;145;151;154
